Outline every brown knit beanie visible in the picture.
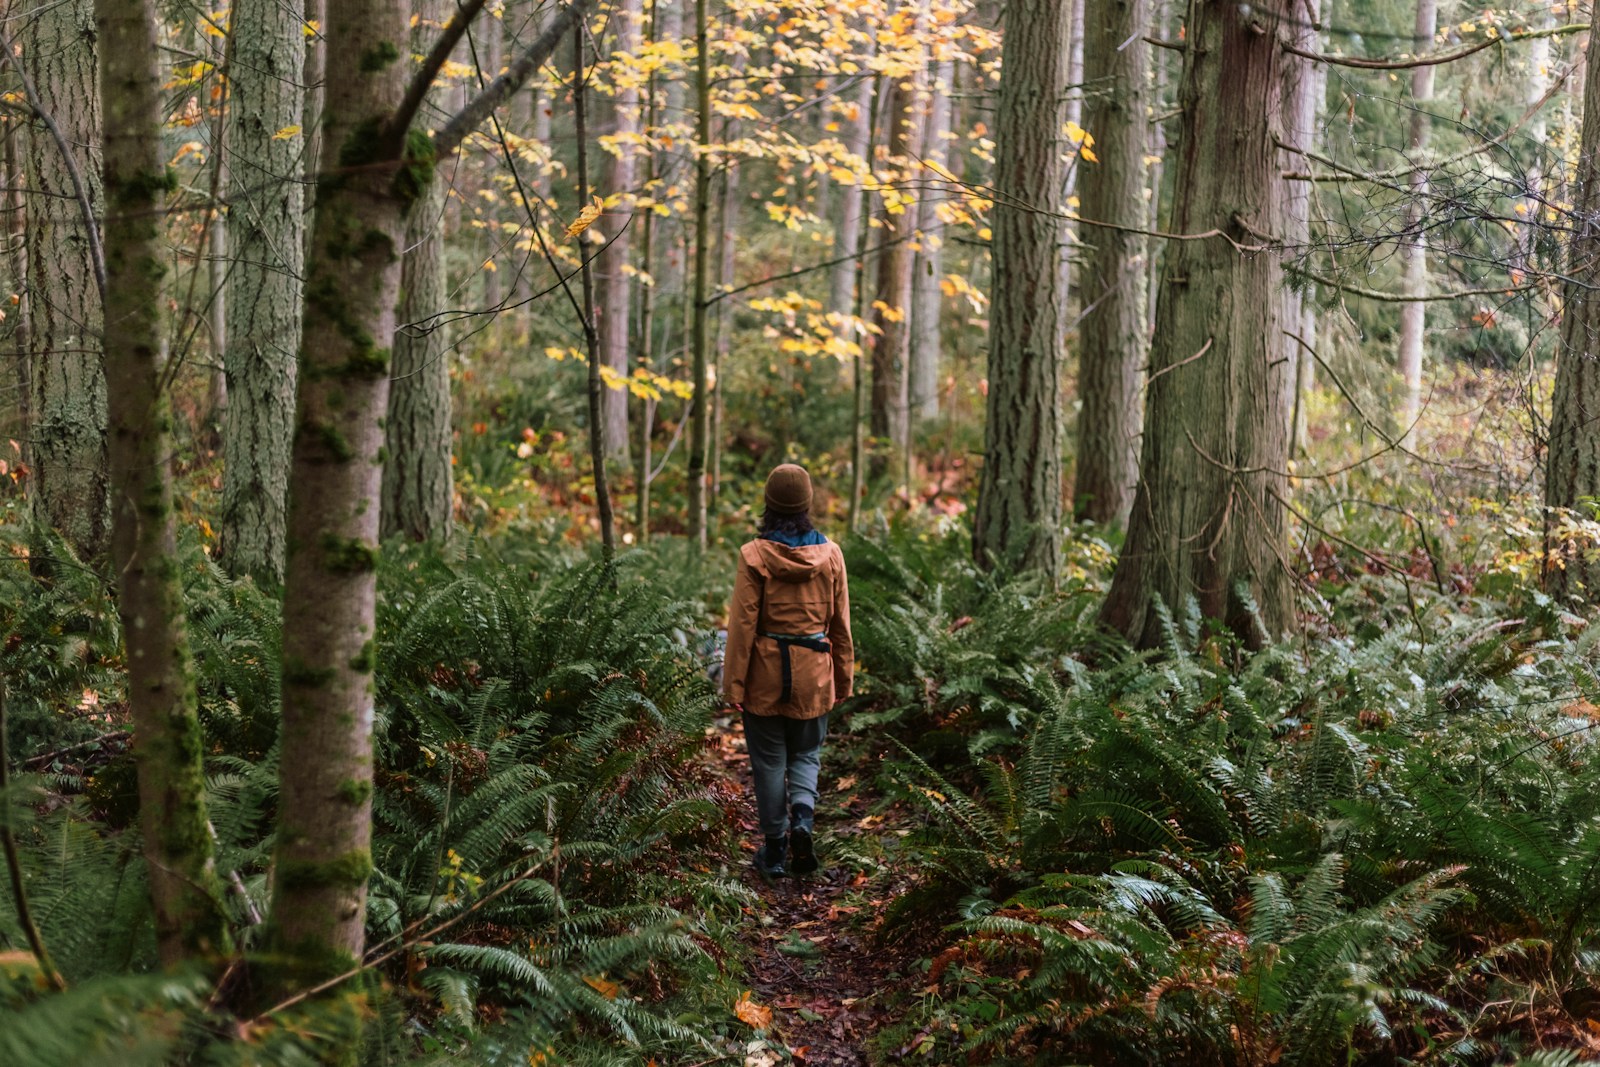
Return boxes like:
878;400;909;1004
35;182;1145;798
764;463;813;515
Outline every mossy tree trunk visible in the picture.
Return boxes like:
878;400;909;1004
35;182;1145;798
972;0;1069;576
1544;8;1600;603
220;0;306;583
1098;0;1303;648
96;0;230;965
270;0;416;974
1073;0;1148;527
22;0;107;562
382;0;453;543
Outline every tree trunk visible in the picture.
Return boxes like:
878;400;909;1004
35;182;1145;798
1098;0;1302;648
382;0;452;543
710;156;740;511
972;0;1069;576
1396;0;1436;431
303;0;326;261
383;180;453;540
575;21;616;558
22;0;108;562
270;0;412;975
687;0;710;548
480;15;503;313
1057;0;1086;302
829;72;875;320
868;71;920;467
1073;0;1148;526
220;0;307;583
97;0;230;966
5;119;30;471
909;59;950;423
1543;7;1600;603
598;0;640;459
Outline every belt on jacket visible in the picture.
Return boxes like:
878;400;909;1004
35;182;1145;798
760;630;830;703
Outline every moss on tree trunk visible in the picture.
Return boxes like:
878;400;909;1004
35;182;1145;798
96;0;230;965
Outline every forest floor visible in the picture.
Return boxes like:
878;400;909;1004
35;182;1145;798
706;713;930;1066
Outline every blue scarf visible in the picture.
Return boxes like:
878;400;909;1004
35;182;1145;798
760;528;827;548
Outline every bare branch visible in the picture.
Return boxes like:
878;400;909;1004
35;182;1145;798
387;0;491;147
435;0;590;158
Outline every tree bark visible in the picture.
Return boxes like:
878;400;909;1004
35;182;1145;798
710;156;740;510
687;0;710;548
1543;6;1600;603
829;73;876;320
383;183;453;540
1073;0;1148;526
97;0;231;967
909;58;950;423
22;0;107;562
382;0;453;543
972;0;1069;576
868;70;920;466
220;0;307;583
4;119;30;472
1396;0;1436;431
1098;0;1302;648
598;0;641;459
270;0;413;975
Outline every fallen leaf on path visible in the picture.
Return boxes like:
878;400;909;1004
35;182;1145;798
735;990;774;1029
835;775;857;789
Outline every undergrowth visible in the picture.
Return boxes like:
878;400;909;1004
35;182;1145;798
0;527;750;1065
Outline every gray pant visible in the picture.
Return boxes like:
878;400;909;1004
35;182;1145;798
741;712;828;839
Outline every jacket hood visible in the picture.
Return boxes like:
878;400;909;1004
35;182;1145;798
742;537;834;583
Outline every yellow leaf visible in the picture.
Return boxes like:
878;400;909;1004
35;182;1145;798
169;140;205;166
272;124;302;141
733;991;772;1030
1080;146;1099;164
583;974;620;999
565;195;604;239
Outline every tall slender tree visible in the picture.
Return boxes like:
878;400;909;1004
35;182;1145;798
270;0;418;973
1544;3;1600;603
220;0;307;582
1098;0;1306;647
1396;0;1437;430
1073;0;1148;526
909;57;950;423
598;0;641;458
97;0;230;966
687;0;711;548
868;69;921;469
383;0;453;543
20;0;107;561
829;71;876;321
972;0;1069;575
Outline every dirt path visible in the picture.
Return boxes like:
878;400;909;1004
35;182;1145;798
706;712;919;1066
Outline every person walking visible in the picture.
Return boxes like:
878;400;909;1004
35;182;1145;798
723;464;854;881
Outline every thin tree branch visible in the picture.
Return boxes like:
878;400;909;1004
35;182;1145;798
435;0;590;158
388;0;490;147
1283;22;1584;70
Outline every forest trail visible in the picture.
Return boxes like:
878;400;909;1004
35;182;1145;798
706;712;921;1066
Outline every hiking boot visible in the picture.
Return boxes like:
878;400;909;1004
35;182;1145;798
788;825;818;875
754;835;787;883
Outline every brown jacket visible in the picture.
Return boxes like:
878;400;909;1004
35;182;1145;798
724;537;853;719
